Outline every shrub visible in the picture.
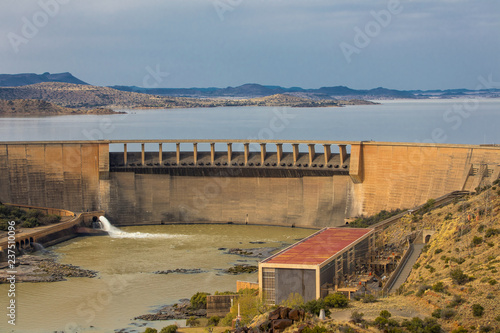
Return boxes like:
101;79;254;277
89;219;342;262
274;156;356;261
450;268;469;285
413;263;421;269
485;228;500;238
348;209;404;228
479;326;493;333
472;236;483;246
403;317;441;333
350;311;364;323
380;310;392;319
432;281;445;293
435;248;443;254
208;316;220;326
190;292;210;309
221;312;235;327
360;294;376;303
431;309;441;318
224;291;265;326
39;214;61;225
448;294;465;307
375;316;389;328
452;327;468;333
441;308;456;319
302;326;328;333
425;265;436;273
143;329;157;333
324;292;349;308
280;292;304;309
488;279;497;285
21;217;39;228
160;325;177;333
301;299;330;317
186;316;200;327
416;284;431;297
450;257;466;264
472;304;484;317
26;209;44;219
0;219;11;231
419;198;436;215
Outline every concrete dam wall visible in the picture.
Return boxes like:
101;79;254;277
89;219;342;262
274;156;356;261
1;140;499;228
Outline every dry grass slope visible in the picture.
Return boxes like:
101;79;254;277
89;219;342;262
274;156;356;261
389;185;500;332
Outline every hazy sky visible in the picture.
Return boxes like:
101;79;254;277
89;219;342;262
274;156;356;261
0;0;499;90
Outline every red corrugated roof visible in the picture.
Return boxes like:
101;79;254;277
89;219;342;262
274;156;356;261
264;228;372;266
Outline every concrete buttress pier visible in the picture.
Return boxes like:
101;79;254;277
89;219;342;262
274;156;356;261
1;140;500;227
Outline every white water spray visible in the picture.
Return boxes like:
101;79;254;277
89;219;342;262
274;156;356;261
99;216;182;239
32;242;48;253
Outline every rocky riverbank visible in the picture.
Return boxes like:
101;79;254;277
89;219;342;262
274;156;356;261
153;268;206;275
0;255;97;283
134;299;206;321
224;247;279;258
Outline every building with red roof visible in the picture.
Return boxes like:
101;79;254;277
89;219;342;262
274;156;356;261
259;227;375;304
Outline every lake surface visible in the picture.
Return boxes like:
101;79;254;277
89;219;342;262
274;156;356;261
0;99;499;145
0;224;314;333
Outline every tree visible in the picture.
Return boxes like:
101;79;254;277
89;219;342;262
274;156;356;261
190;292;210;310
208;316;220;326
224;290;266;326
186;316;200;327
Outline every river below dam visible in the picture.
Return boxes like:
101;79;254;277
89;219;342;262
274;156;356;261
0;224;314;333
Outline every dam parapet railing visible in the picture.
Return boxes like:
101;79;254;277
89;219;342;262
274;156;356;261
108;139;355;171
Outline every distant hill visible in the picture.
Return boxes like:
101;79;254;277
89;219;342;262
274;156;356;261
3;72;499;99
0;72;88;87
111;83;416;99
0;83;375;110
111;83;500;100
0;99;119;116
0;82;168;108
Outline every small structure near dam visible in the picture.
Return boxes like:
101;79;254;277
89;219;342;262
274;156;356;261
258;228;375;305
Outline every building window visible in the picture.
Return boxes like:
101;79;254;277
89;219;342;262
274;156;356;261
262;268;275;304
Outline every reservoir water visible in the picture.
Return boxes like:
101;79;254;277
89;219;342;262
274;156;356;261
0;224;314;333
0;99;499;145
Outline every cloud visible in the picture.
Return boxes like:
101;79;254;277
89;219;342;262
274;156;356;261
0;0;498;89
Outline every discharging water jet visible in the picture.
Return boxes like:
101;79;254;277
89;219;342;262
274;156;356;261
98;216;183;239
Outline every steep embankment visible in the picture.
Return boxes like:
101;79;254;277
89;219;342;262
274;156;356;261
0;82;375;110
384;184;500;332
0;99;119;116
